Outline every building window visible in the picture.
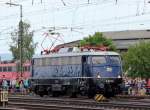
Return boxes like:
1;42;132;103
0;67;2;72
24;66;28;71
8;66;12;72
3;67;7;72
28;66;30;71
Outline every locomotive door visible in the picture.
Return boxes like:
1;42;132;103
82;56;93;84
31;59;34;77
82;56;90;77
82;56;95;97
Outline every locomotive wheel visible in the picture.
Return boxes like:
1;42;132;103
39;93;44;97
87;90;95;98
87;87;95;98
47;90;51;96
34;88;38;95
37;90;44;97
104;92;114;98
67;89;77;98
52;91;59;97
47;87;52;96
88;92;95;98
67;86;78;98
70;92;77;98
104;85;115;98
80;90;86;96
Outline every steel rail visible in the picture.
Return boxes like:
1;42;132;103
8;96;150;110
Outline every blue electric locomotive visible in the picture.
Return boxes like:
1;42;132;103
30;47;123;97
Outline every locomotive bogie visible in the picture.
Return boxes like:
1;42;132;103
31;77;122;98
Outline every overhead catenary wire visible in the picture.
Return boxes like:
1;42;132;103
75;18;150;30
136;0;140;16
61;0;66;6
142;0;146;15
115;0;118;4
0;0;146;22
1;11;150;32
0;1;150;39
0;0;150;53
14;0;146;7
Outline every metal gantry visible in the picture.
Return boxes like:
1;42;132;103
6;2;23;77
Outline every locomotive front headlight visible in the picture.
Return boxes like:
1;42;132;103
97;75;101;78
117;75;121;78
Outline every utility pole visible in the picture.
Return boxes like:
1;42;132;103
19;5;23;77
6;3;23;77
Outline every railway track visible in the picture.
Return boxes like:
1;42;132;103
116;95;150;99
8;102;104;110
6;95;150;110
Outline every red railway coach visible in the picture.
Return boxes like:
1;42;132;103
0;60;31;80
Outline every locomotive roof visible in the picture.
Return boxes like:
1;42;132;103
33;51;119;59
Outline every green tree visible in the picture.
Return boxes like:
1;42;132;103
80;32;116;50
123;41;150;78
9;22;37;62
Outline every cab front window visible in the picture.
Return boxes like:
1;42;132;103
92;56;106;64
109;56;120;65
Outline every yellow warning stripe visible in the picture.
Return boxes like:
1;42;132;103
95;94;106;102
98;95;103;101
95;94;99;100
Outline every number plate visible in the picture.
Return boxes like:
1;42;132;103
1;91;8;102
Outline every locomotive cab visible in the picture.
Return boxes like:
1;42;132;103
80;55;123;97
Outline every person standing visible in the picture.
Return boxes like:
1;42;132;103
19;80;24;95
15;79;20;93
2;75;8;90
23;78;29;94
11;79;16;94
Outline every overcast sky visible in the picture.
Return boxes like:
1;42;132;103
0;0;150;54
